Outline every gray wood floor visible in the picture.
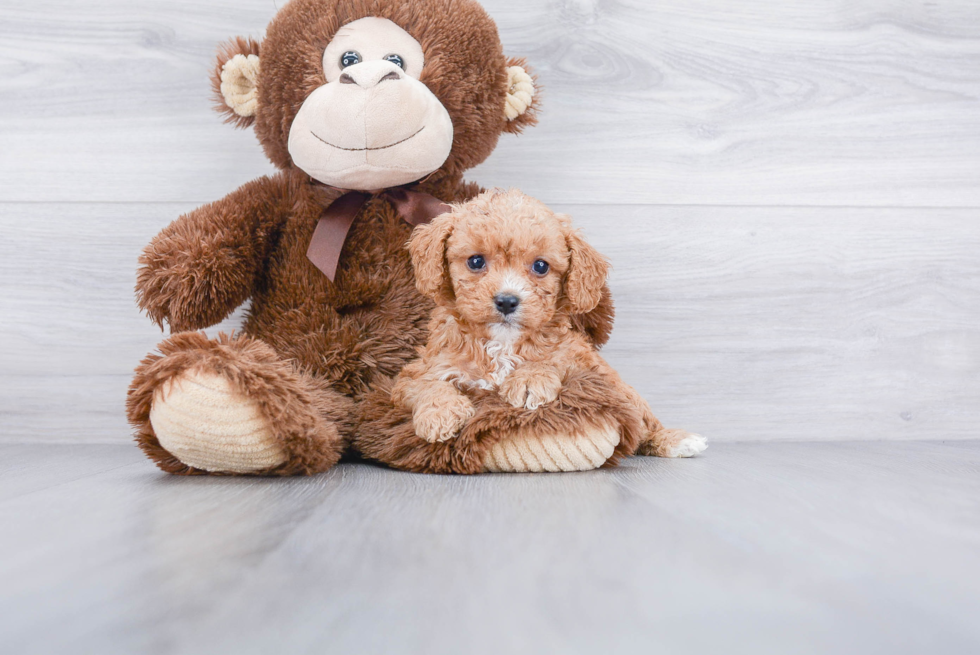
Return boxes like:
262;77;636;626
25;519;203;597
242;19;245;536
1;441;978;654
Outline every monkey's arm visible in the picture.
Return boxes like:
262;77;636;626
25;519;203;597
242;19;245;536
136;175;291;332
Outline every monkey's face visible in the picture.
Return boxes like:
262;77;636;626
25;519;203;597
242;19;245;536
287;18;454;190
212;0;540;187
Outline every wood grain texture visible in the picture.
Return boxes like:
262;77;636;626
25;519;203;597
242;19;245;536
1;441;978;654
1;0;979;205
2;202;978;444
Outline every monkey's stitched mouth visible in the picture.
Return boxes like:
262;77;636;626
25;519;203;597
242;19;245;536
310;126;425;152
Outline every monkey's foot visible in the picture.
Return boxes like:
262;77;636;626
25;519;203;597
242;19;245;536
128;332;351;476
150;369;285;473
483;421;620;473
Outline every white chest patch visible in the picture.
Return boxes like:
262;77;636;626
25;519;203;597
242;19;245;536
436;324;524;391
482;323;523;388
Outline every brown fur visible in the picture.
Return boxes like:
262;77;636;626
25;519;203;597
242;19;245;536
129;0;615;475
352;190;670;473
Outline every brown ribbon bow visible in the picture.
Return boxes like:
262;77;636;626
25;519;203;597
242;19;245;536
306;187;452;282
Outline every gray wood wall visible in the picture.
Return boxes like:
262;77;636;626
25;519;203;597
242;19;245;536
2;0;978;444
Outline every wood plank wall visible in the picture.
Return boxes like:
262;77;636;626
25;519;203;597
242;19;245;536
2;0;978;443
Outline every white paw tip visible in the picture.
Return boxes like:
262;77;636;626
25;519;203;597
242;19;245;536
669;434;708;458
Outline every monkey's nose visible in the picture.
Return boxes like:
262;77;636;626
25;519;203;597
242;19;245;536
338;62;403;88
494;294;521;316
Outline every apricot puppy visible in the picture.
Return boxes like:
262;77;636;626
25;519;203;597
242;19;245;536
392;189;706;460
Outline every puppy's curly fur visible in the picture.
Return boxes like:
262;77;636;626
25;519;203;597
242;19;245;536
355;189;704;473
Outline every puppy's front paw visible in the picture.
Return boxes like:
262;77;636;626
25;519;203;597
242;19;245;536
500;368;562;410
412;394;476;443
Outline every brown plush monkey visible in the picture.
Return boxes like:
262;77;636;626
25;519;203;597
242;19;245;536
127;0;702;476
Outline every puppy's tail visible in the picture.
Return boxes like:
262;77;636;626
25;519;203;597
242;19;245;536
621;382;708;459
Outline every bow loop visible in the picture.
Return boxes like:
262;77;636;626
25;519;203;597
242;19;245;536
306;187;452;282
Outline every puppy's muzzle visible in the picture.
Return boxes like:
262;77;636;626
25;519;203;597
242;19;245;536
494;294;520;316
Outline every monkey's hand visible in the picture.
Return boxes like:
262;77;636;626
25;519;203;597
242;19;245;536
136;224;251;332
136;176;289;332
500;364;562;410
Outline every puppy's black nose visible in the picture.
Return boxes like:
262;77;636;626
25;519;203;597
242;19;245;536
494;294;520;315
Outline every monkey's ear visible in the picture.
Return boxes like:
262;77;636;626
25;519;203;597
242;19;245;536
562;224;610;314
408;211;457;305
502;57;540;134
211;37;261;129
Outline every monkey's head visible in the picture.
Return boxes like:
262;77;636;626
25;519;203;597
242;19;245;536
212;0;539;191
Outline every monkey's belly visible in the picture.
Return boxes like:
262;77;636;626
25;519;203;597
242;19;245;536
482;421;619;473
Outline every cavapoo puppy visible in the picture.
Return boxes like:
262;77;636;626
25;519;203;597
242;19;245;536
388;188;706;469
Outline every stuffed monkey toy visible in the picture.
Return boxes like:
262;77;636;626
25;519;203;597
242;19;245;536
127;0;702;476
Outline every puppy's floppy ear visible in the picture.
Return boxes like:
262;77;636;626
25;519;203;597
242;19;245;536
502;57;540;134
409;211;457;304
211;37;261;129
563;225;610;314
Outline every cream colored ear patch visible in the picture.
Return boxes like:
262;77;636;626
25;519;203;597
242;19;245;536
504;65;535;121
221;54;260;118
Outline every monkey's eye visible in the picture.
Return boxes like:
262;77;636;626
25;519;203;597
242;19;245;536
466;255;486;272
384;54;405;69
532;259;550;276
340;51;361;68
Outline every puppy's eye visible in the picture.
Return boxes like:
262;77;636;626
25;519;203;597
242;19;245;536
384;54;405;69
532;259;550;276
340;51;361;68
466;255;486;272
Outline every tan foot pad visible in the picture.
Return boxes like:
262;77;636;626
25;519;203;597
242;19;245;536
149;369;286;473
483;422;620;473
